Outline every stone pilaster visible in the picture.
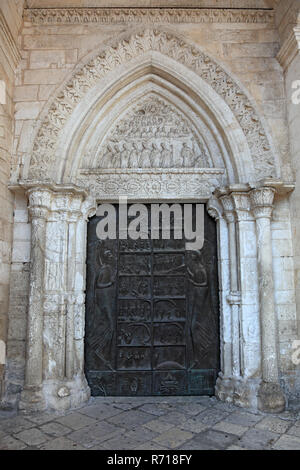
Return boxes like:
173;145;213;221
250;184;286;413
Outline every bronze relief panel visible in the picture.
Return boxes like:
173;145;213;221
85;204;219;396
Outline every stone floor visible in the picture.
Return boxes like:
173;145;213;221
0;396;300;450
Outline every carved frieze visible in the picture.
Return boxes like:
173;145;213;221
24;8;275;25
77;168;226;200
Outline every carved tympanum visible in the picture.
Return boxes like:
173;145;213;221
92;95;211;169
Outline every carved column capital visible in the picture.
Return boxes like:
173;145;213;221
215;185;252;224
231;191;252;222
250;186;276;220
81;195;97;221
27;187;52;220
207;196;223;221
217;193;236;224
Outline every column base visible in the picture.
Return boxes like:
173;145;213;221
257;381;286;413
215;373;260;410
19;375;91;413
19;385;47;414
42;374;91;413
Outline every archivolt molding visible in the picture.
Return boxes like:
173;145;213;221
24;8;275;25
28;29;278;182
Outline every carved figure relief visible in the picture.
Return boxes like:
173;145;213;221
94;95;212;169
85;240;117;371
85;204;220;396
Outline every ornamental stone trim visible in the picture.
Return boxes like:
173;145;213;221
24;8;275;25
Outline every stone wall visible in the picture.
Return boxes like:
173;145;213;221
275;0;300;407
0;0;24;399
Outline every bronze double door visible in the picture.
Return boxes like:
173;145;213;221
85;204;220;396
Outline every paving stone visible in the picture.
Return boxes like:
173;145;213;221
135;441;168;450
68;421;123;448
159;403;180;412
144;418;175;434
126;426;159;443
238;428;280;450
224;411;263;427
0;435;28;450
39;437;86;450
102;435;140;450
26;413;56;426
287;425;300;438
107;409;154;428
78;403;122;420
179;417;208;434
196;408;229;426
89;444;109;450
213;402;238;413
255;416;292;434
14;428;49;446
55;412;96;430
138;403;169;416
158;411;188;425
192;429;238;450
152;427;194;449
194;396;216;407
213;421;249;437
0;416;34;434
40;421;72;437
0;396;299;450
180;436;221;450
227;445;247;450
112;403;138;411
175;403;206;416
272;434;300;450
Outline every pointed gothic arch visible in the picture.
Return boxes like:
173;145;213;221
22;28;281;186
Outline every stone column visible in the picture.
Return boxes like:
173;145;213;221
19;188;51;412
231;189;260;376
73;196;96;376
217;191;241;379
250;184;286;413
207;196;233;401
41;190;91;411
19;184;92;412
231;188;261;408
